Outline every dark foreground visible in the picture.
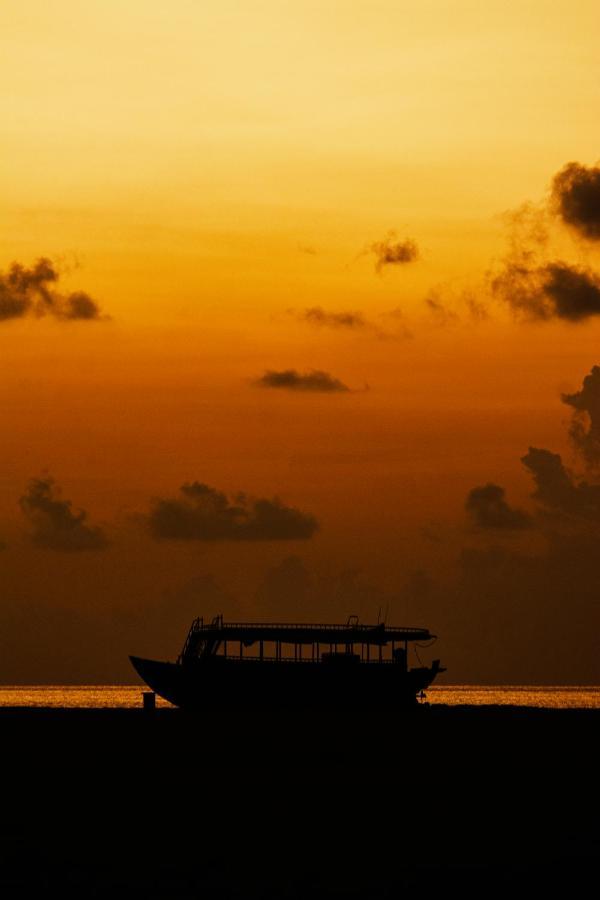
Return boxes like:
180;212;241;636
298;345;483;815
1;705;598;898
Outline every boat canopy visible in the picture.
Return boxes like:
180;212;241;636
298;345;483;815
183;616;433;647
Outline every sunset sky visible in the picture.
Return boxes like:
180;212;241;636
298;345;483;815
1;1;600;682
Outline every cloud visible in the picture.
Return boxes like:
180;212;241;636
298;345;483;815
551;161;600;241
148;482;318;541
561;365;600;467
0;258;106;322
255;369;350;392
491;259;600;321
294;307;368;329
465;483;533;530
463;369;600;536
487;198;600;322
368;233;419;272
521;447;600;523
19;476;109;551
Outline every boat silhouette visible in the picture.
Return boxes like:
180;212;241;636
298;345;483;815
130;614;445;709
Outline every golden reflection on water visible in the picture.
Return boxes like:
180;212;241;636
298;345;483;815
429;686;600;708
0;686;174;709
0;685;598;709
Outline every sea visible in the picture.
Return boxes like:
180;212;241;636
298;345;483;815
0;684;598;708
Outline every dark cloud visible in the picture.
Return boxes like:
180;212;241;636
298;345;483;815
491;259;600;321
562;365;600;467
255;369;350;392
551;161;600;241
542;264;600;320
19;476;109;551
466;483;532;530
0;257;106;322
463;370;600;530
368;233;419;272
521;447;600;522
296;307;367;329
488;200;600;322
149;482;318;541
62;291;102;320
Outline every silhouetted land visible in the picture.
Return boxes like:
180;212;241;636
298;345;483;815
1;705;598;897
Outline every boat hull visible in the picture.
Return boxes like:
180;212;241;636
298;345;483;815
130;655;442;709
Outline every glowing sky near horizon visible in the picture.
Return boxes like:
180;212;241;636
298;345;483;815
1;1;600;683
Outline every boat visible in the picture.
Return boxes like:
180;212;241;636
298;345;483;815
130;614;445;709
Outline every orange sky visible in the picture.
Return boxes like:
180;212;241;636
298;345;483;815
1;1;600;682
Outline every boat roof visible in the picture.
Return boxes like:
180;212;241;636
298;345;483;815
190;619;433;645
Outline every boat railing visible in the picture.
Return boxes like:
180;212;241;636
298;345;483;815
195;621;428;634
185;655;411;665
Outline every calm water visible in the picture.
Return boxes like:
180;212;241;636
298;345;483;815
0;684;598;709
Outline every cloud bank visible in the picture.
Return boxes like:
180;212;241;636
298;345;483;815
0;258;106;322
149;482;318;541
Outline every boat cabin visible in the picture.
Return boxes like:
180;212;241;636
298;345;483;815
178;615;436;670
